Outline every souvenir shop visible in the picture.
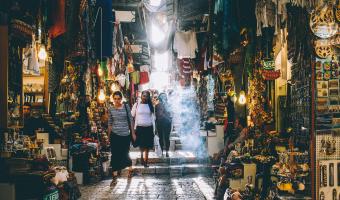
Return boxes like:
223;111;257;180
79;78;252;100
203;0;340;200
0;0;339;200
0;0;153;199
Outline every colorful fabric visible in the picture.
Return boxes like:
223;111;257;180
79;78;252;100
173;31;198;58
49;0;66;38
130;71;140;84
139;71;150;84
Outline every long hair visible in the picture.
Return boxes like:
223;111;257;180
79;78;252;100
142;90;154;113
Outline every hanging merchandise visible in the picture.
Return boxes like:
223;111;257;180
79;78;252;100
100;60;109;80
23;35;40;75
116;74;126;87
310;3;338;39
139;71;150;84
140;65;150;73
178;58;193;78
248;68;272;128
142;0;167;12
127;54;135;73
314;39;335;58
173;30;198;58
207;75;215;111
256;0;276;36
130;71;140;85
48;0;66;39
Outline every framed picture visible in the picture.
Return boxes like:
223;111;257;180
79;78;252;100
329;79;339;88
317;81;328;89
317;98;328;106
329;97;338;106
329;88;339;97
318;89;328;97
316;70;323;80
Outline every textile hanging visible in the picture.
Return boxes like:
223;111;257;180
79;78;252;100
49;0;66;38
173;31;198;59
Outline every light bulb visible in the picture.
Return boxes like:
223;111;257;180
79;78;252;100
238;91;246;105
98;89;106;102
111;83;118;92
231;95;237;103
38;45;47;60
98;67;103;77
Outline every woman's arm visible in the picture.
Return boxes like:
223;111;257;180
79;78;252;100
127;104;136;141
107;108;112;138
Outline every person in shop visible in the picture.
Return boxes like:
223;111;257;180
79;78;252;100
224;117;248;155
22;102;52;140
132;90;155;168
107;91;136;186
155;93;172;157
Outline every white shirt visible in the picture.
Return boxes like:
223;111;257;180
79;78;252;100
173;31;198;59
131;103;153;128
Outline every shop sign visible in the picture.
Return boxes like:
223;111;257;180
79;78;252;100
43;190;59;200
262;70;281;80
114;11;136;22
262;60;275;70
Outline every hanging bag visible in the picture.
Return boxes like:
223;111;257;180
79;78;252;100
123;103;138;147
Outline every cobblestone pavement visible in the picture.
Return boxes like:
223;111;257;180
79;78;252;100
79;175;215;200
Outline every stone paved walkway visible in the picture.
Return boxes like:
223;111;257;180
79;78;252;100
79;175;215;200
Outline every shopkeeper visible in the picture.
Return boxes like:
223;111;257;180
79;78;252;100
224;117;248;152
22;102;50;139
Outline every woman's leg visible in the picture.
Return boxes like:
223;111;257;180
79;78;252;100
144;149;149;167
140;148;144;165
165;121;172;157
111;171;118;186
157;122;165;153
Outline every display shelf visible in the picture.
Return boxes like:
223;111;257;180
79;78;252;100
23;91;44;95
23;74;44;77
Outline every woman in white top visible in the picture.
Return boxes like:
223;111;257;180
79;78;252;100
131;90;154;168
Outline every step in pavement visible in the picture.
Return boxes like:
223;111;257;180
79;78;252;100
119;164;212;177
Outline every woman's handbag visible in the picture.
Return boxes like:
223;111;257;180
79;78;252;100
124;103;138;147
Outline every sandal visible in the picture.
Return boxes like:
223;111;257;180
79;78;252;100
128;169;134;179
110;177;118;187
117;170;122;177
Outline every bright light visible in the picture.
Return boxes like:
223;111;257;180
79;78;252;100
98;67;103;77
151;23;165;44
238;90;246;105
231;95;237;103
150;0;162;7
111;83;119;92
150;71;169;91
153;51;169;71
98;89;106;102
38;45;47;60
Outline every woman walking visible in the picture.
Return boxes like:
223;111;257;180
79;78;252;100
155;93;172;157
107;91;136;186
132;90;154;168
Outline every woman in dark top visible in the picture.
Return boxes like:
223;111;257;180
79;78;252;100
107;91;136;186
155;93;172;157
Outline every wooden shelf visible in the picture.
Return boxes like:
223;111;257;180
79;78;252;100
23;74;44;78
24;91;44;95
